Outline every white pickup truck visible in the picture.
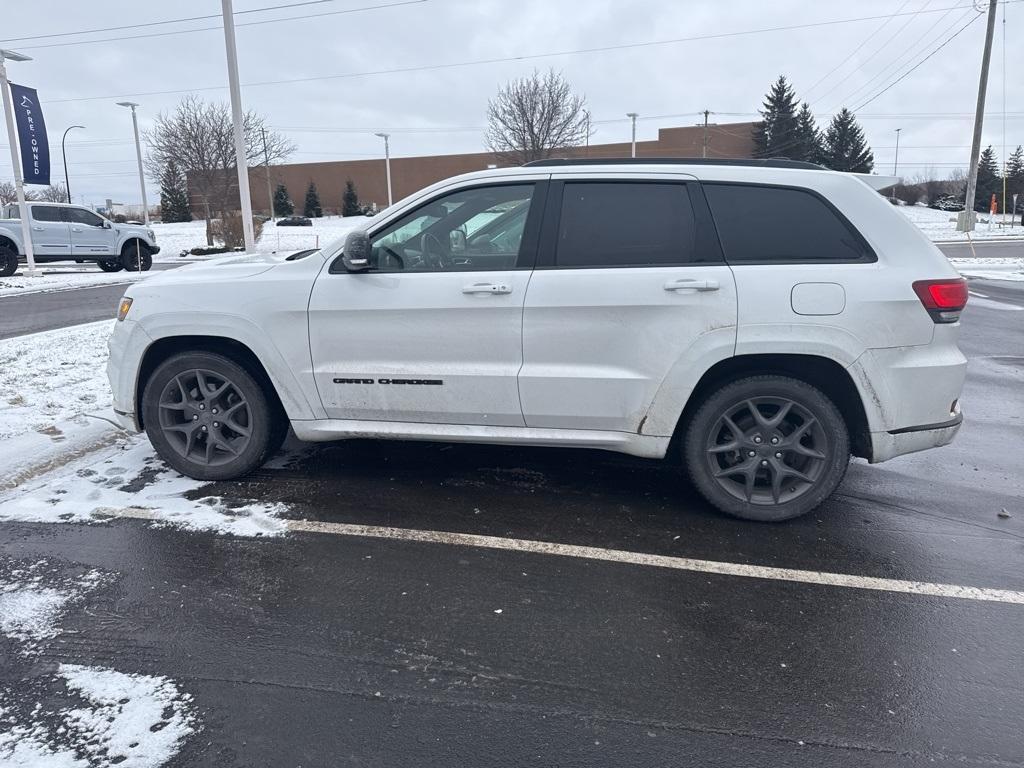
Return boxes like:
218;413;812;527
0;201;160;276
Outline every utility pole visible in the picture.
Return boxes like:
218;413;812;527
893;128;901;176
959;0;999;232
62;124;85;203
221;0;255;251
0;48;38;275
116;102;149;225
261;126;274;221
375;132;392;206
702;109;710;159
627;112;638;158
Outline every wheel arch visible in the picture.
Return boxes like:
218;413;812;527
120;236;150;254
135;335;287;430
672;353;872;460
0;235;19;253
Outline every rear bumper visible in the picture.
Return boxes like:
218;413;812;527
869;411;962;463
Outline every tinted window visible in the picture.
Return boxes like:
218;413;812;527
65;207;105;227
704;183;869;262
368;184;535;273
555;183;696;268
31;206;63;222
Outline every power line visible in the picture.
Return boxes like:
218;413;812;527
0;0;388;43
16;0;427;51
41;4;1022;104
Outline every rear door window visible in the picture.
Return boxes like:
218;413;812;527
703;183;872;263
554;182;697;267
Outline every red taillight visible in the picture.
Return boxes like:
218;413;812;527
913;278;968;323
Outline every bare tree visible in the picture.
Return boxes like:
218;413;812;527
36;184;69;203
0;181;38;205
486;69;589;165
144;95;295;243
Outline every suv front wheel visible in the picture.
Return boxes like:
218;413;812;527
142;352;280;481
684;376;850;521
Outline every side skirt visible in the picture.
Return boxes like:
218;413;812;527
290;419;671;459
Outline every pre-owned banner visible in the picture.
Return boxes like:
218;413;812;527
9;83;50;186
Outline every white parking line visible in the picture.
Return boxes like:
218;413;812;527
236;516;1024;605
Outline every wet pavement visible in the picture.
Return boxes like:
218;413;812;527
0;279;1022;766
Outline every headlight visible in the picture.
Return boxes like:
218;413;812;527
117;297;133;321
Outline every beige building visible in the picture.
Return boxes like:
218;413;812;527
197;121;757;217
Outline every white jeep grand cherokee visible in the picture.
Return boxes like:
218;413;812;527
107;159;967;521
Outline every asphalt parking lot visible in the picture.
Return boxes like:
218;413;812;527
1;277;1022;767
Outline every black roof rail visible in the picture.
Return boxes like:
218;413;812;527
521;157;826;171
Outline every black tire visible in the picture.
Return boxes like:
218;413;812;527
683;375;850;522
0;246;16;278
142;352;279;481
121;242;153;272
98;258;123;273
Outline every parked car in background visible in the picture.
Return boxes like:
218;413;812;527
108;158;967;522
276;216;312;227
0;202;159;276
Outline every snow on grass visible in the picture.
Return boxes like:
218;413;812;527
952;258;1024;282
0;320;114;441
898;204;1024;242
0;565;107;653
0;437;288;537
58;664;196;768
0;267;147;298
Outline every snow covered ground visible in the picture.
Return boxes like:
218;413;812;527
0;267;145;298
898;204;1024;242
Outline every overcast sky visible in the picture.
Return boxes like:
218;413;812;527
2;0;1021;207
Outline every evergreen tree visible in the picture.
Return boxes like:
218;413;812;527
1004;145;1023;213
752;75;800;158
159;160;192;223
342;179;361;217
972;146;1000;212
303;181;322;218
273;183;293;217
794;102;823;164
821;108;874;173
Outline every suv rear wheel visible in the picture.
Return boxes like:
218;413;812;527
142;352;278;481
98;258;123;273
684;375;849;521
0;245;16;277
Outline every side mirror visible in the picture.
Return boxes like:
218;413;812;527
103;220;112;229
341;229;372;271
449;229;466;254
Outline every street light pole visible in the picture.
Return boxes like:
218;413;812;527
221;0;255;251
62;124;85;203
116;102;149;225
375;132;392;207
0;48;39;276
893;128;901;176
626;112;638;158
261;126;274;221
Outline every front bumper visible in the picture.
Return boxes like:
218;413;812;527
106;319;153;432
149;245;161;254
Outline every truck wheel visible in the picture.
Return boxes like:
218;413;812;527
121;242;153;272
98;259;123;273
683;375;850;522
0;246;16;278
142;352;278;481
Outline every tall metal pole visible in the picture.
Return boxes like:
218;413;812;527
117;102;149;225
375;132;392;206
627;112;638;158
62;124;84;203
702;109;710;159
0;49;38;276
221;0;255;251
959;0;999;232
893;128;901;176
261;126;274;221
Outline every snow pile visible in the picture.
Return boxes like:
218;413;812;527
0;437;288;537
899;205;1024;242
58;664;196;768
0;320;114;442
0;566;106;653
0;707;87;768
951;257;1024;282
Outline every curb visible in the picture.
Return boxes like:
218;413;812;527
0;414;128;493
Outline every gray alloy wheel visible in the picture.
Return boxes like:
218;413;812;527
0;246;17;278
98;258;123;272
121;242;152;271
684;375;850;522
142;352;277;481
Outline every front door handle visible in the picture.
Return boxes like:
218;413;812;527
664;278;720;292
462;282;512;295
71;227;83;232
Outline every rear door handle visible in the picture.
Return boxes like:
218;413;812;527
462;282;511;295
664;278;720;292
32;226;44;231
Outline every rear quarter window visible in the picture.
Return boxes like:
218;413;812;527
703;183;873;263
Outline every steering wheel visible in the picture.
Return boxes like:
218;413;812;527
420;232;451;270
